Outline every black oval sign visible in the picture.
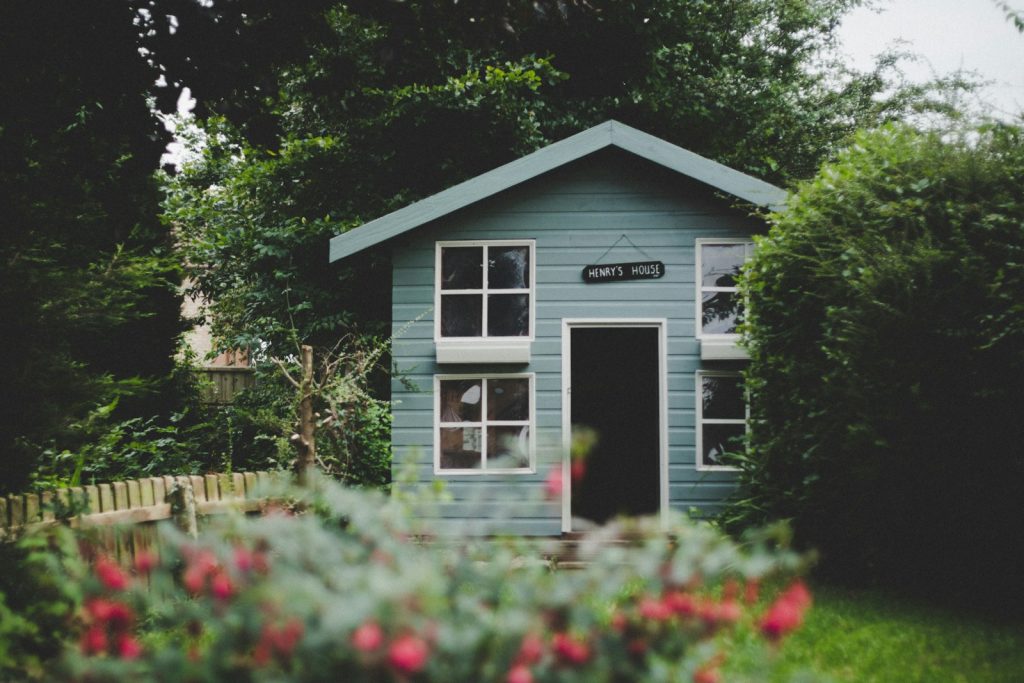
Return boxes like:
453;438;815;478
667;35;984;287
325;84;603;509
582;261;665;284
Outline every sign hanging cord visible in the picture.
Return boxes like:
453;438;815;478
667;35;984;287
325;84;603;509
592;233;656;264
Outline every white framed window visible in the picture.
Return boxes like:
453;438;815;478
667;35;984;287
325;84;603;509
434;373;534;474
695;370;748;471
435;240;535;342
695;239;754;339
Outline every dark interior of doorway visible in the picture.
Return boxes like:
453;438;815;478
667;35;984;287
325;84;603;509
570;326;660;525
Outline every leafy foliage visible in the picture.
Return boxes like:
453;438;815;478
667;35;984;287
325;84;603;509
735;123;1024;608
0;3;189;492
166;0;964;356
55;475;811;682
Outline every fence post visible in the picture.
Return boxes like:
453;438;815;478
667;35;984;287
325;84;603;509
168;478;198;539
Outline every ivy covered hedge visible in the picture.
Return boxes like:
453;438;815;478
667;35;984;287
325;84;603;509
735;124;1024;607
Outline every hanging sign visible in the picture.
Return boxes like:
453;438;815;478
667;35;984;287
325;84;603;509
582;261;665;284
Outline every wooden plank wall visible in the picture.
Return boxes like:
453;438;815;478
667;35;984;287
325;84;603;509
198;366;256;404
0;472;284;564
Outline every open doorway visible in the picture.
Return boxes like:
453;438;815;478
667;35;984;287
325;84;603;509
564;322;664;529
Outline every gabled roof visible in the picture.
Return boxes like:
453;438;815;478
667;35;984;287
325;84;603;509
329;120;787;262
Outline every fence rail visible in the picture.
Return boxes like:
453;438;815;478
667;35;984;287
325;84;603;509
0;471;283;540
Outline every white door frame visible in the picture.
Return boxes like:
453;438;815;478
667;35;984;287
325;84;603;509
560;318;669;532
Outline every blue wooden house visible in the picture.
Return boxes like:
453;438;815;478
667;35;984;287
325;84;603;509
329;121;785;535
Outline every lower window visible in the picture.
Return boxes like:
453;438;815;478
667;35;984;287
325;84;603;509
696;370;747;470
435;374;533;473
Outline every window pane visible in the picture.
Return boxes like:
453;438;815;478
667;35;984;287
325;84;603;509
489;246;530;289
487;294;529;336
439;427;482;469
487;378;529;421
487;426;530;468
441;247;483;289
702;423;745;467
701;244;746;287
702;375;745;419
439;380;482;422
701;291;741;335
441;294;482;337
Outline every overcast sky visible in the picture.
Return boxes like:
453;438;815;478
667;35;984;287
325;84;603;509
838;0;1024;118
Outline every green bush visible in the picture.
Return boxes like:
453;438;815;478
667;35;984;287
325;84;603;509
52;475;811;682
735;123;1024;608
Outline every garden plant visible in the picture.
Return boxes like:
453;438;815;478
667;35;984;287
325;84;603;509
46;475;811;682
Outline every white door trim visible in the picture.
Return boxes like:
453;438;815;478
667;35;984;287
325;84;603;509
560;318;669;532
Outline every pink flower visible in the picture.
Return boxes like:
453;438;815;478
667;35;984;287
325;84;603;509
544;468;563;499
506;664;534;683
95;556;128;591
117;634;142;660
233;546;254;573
663;591;696;616
638;596;672;622
104;601;134;631
552;632;589;666
183;564;206;595
693;666;722;683
352;621;384;653
388;634;429;674
716;599;742;624
133;549;157;575
211;571;235;601
80;625;107;655
744;579;760;605
516;633;544;665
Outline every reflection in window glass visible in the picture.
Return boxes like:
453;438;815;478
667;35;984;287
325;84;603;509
439;380;482;422
487;426;530;468
487;294;529;337
440;294;482;337
701;244;746;287
489;246;530;289
440;427;482;469
441;247;482;289
701;291;741;335
487;378;529;421
438;242;532;339
438;376;531;471
702;374;745;419
698;241;751;338
701;423;745;467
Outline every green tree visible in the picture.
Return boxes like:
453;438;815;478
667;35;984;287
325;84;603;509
0;3;194;493
167;0;963;355
737;123;1024;608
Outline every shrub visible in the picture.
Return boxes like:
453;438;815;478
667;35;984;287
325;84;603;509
736;123;1024;608
53;475;810;682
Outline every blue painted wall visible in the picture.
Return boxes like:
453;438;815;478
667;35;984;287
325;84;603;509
389;149;765;534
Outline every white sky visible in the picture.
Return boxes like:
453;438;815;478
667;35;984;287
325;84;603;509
838;0;1024;118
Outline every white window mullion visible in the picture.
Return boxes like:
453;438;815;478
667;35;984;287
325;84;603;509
480;378;488;468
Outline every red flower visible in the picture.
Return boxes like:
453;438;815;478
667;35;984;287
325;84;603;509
183;564;206;595
80;625;107;655
388;634;429;674
716;599;742;625
352;621;384;653
663;591;696;616
744;579;760;606
759;581;812;642
627;637;648;656
507;664;534;683
570;458;586;482
117;634;142;660
544;468;563;499
517;633;544;665
233;546;254;573
133;549;157;575
693;666;722;683
638;596;672;622
610;610;628;632
95;556;128;591
552;632;589;666
211;571;235;601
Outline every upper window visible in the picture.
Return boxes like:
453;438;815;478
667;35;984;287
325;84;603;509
696;370;748;471
696;239;754;338
435;374;534;473
436;241;534;340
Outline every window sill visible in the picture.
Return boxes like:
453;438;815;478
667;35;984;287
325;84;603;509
699;339;749;360
436;340;531;364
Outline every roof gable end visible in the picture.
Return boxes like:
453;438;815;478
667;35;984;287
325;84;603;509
329;120;786;261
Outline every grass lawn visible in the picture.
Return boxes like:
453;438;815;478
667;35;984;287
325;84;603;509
725;583;1024;682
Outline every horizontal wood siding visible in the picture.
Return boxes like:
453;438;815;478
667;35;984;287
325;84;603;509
390;149;765;534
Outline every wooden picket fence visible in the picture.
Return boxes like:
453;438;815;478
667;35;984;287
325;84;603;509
0;471;286;564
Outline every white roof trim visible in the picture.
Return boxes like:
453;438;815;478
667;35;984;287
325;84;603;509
329;120;787;262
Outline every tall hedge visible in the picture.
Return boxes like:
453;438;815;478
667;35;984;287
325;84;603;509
737;124;1024;607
